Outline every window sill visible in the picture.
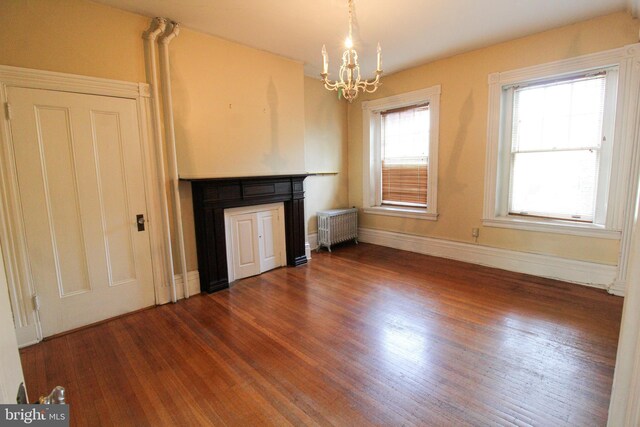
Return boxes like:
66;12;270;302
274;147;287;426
482;216;621;239
363;206;438;221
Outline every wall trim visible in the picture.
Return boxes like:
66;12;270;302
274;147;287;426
308;232;318;252
362;85;441;216
15;326;39;349
173;270;200;301
358;227;620;294
305;242;312;260
0;65;150;99
148;270;201;306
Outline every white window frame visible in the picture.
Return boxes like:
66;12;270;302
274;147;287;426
503;69;617;224
483;44;640;239
362;86;440;220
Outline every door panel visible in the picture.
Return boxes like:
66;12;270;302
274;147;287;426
7;87;155;337
37;106;92;297
231;213;260;279
258;210;280;272
93;111;137;287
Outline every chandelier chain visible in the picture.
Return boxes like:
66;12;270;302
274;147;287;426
348;0;353;42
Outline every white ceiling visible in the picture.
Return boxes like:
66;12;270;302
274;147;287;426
95;0;632;78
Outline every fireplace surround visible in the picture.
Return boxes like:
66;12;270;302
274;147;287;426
185;174;308;293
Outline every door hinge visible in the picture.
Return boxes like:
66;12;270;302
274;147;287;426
4;102;12;121
32;294;41;311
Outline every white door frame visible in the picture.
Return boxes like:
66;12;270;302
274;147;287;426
0;65;169;346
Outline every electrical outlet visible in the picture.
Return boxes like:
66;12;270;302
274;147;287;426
472;228;479;238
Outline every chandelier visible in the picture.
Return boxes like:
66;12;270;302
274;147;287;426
321;0;382;102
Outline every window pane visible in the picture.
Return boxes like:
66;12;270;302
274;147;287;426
381;105;430;206
382;106;429;160
509;150;598;220
512;76;605;152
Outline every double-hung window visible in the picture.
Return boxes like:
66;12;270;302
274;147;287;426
381;104;430;207
484;46;640;238
507;72;614;223
362;86;440;220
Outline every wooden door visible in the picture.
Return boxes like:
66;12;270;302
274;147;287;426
7;87;156;337
230;213;261;280
257;209;281;272
0;244;24;402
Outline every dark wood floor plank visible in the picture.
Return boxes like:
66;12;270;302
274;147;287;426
20;243;622;426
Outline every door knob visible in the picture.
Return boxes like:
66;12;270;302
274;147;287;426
39;386;66;404
136;214;146;231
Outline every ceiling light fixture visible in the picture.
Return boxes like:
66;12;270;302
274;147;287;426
321;0;382;102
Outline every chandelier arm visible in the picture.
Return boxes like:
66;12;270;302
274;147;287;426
321;75;340;91
357;71;382;88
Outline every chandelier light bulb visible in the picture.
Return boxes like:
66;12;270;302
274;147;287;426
345;37;353;49
322;44;328;74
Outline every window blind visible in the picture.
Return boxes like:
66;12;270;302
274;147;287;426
508;74;606;221
381;104;430;207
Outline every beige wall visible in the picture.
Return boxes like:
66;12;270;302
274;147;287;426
171;29;306;179
166;28;306;269
0;0;327;273
348;11;639;265
303;77;349;234
1;0;637;272
0;0;147;82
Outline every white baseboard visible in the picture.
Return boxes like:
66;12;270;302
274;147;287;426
16;326;39;349
308;232;318;252
156;270;200;305
175;270;201;299
358;227;620;294
609;280;626;296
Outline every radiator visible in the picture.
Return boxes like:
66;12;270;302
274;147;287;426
317;208;358;252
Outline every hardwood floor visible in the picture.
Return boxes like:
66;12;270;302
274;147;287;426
20;243;623;426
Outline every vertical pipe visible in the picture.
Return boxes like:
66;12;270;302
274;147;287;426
143;17;178;303
158;22;190;299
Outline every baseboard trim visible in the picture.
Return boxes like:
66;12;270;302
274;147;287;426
175;270;201;299
16;326;39;349
157;270;200;304
358;227;620;294
308;232;318;252
609;280;626;296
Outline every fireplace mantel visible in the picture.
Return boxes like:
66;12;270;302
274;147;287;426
184;174;308;293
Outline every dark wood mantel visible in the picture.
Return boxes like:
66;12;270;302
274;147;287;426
185;174;308;293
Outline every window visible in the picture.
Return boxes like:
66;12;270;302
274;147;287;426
381;104;429;207
484;46;640;238
507;72;614;223
362;86;440;220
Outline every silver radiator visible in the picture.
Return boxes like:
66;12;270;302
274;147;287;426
317;208;358;252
